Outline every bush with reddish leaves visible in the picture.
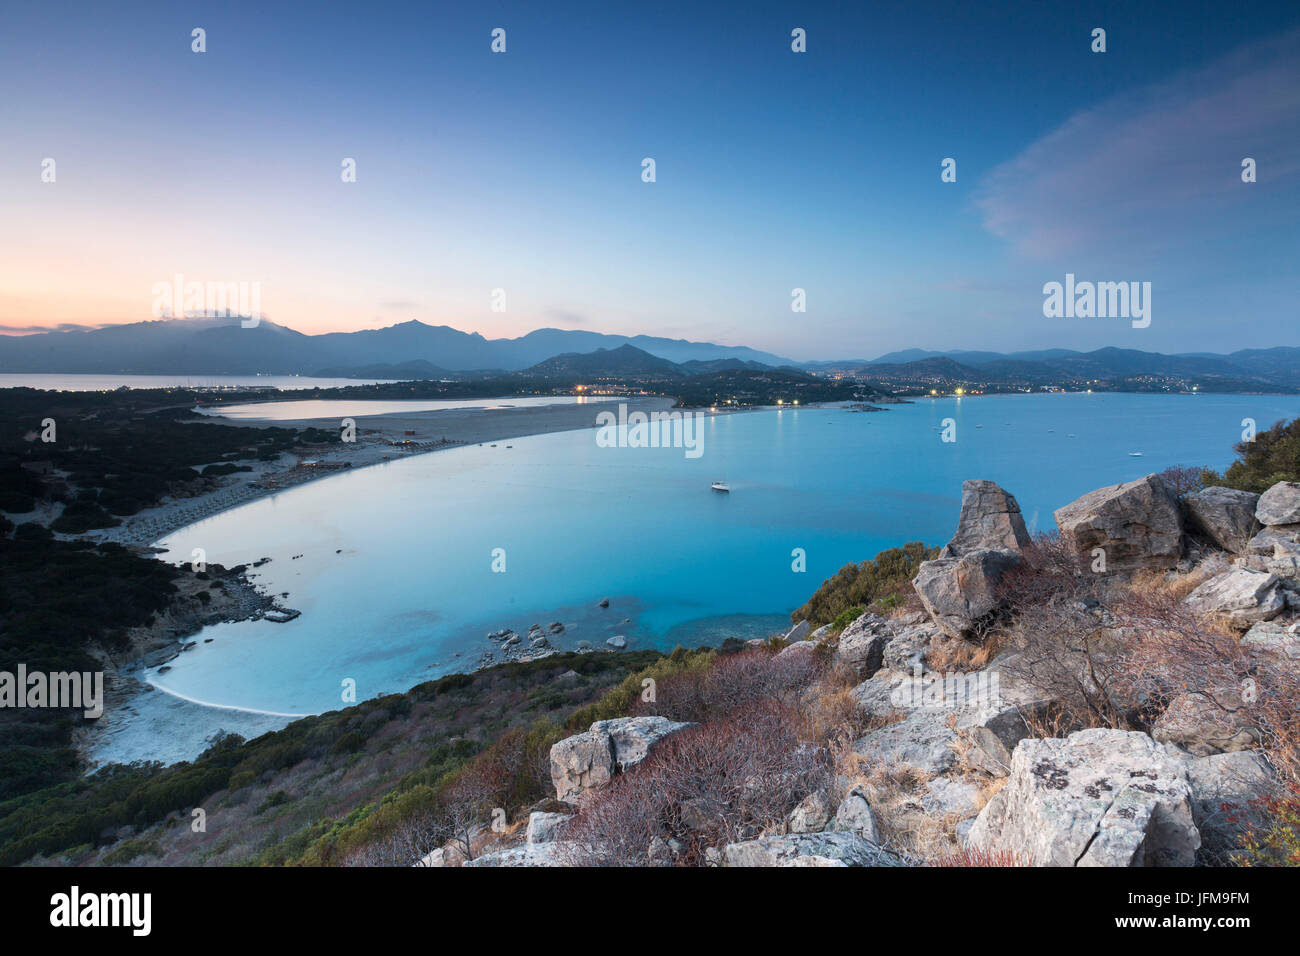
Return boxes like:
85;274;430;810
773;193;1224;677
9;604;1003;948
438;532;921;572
564;700;832;866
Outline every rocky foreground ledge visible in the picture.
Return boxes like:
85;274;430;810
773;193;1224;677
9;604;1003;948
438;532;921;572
424;476;1300;867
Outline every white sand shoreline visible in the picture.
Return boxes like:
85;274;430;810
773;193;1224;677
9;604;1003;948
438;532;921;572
83;396;723;549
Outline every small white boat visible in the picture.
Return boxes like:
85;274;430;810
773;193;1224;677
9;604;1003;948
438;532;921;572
1129;451;1143;457
711;481;730;493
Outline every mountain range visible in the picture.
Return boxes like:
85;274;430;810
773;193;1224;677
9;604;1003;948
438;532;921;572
0;318;790;375
842;347;1300;390
1;318;1297;390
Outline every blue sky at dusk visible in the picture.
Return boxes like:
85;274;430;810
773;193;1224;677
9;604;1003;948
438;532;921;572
1;0;1297;360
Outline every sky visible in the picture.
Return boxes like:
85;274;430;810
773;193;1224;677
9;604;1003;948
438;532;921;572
0;0;1297;361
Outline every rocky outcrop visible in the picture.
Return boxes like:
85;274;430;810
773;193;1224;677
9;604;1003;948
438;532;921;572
914;550;1022;639
921;778;981;818
834;612;892;678
1183;568;1285;630
784;620;812;643
1256;481;1300;527
720;832;903;867
550;716;694;802
526;811;571;845
968;729;1199;867
787;790;832;833
1184;487;1261;553
1240;618;1300;661
1248;525;1300;558
1054;474;1183;573
1151;688;1259;757
941;480;1032;557
913;480;1029;637
462;842;576;867
832;787;881;842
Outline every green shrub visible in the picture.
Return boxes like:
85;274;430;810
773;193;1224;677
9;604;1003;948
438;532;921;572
792;541;937;626
1203;418;1300;494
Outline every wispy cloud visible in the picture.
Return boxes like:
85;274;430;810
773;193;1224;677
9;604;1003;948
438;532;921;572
0;322;111;335
544;309;589;327
975;29;1300;258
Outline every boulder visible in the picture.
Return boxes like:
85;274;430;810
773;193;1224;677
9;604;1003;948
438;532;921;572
1184;750;1281;863
1183;568;1285;630
549;728;615;803
853;708;959;775
605;635;627;649
721;832;903;867
832;788;881;842
942;480;1032;557
1248;525;1300;558
550;716;693;801
1184;487;1261;553
852;662;1046;777
1054;474;1183;572
1240;619;1300;662
787;790;832;833
462;842;575;867
921;778;981;818
594;716;695;772
526;811;571;845
914;549;1022;638
1151;688;1259;757
776;640;818;662
835;612;892;678
882;620;940;671
1256;481;1300;526
967;729;1199;866
785;620;812;643
851;669;909;719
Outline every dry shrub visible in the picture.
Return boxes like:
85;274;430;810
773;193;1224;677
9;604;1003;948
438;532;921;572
564;700;832;866
927;632;1001;673
803;670;872;747
1113;585;1300;786
1127;566;1212;603
995;533;1131;730
931;847;1030;867
631;646;826;725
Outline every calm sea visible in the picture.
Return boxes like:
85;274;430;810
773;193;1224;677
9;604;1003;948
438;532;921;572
88;392;1300;766
0;373;396;391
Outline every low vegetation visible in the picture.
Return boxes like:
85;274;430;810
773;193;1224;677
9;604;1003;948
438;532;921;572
792;541;937;626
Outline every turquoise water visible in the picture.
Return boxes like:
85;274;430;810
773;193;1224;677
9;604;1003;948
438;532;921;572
199;395;617;420
0;373;397;391
93;392;1300;765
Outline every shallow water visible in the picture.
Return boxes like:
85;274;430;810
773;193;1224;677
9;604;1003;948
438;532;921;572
90;392;1300;766
198;394;617;420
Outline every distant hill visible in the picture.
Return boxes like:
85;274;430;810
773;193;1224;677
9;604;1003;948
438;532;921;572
848;346;1300;392
0;318;793;375
521;344;686;378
